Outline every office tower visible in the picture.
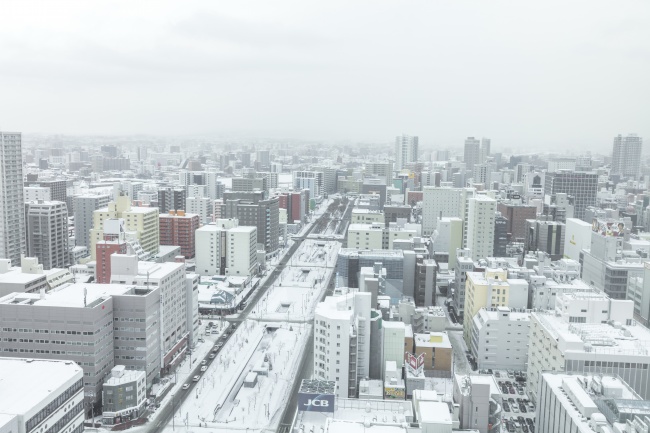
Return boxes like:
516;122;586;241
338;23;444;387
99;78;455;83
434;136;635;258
527;292;650;403
463;137;481;172
159;210;200;259
0;358;84;431
611;133;642;178
226;226;258;276
90;192;160;260
493;213;508;256
421;186;474;236
25;201;69;269
465;195;496;262
293;171;324;197
314;291;372;398
365;162;393;180
0;132;25;266
497;202;537;242
479;137;490;163
544;171;598;220
74;193;111;249
525;220;565;260
232;176;267;192
394;134;418;171
110;255;195;373
256;149;271;168
157;187;186;213
224;197;279;255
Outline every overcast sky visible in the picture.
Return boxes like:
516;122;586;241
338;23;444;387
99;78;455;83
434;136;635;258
1;0;649;152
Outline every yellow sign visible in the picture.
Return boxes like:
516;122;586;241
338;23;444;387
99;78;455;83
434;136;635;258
385;387;405;399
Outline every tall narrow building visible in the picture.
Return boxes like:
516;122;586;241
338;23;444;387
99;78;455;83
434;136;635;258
463;137;481;172
0;132;25;265
611;133;642;179
394;134;418;171
25;200;69;269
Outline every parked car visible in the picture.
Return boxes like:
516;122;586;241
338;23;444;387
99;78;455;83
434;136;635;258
503;402;510;412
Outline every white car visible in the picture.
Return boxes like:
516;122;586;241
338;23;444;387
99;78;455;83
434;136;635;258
182;383;190;390
192;375;200;382
200;366;207;372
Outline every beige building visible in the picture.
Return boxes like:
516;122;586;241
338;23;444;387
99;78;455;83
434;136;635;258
462;268;529;346
90;193;159;259
347;222;416;250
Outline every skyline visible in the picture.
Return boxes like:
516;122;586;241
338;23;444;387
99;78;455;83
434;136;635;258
0;1;649;152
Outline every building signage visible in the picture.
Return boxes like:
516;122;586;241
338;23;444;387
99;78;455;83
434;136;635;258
298;392;335;413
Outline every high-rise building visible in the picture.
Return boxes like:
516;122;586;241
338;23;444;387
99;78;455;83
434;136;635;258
314;291;372;398
224;197;279;255
544;171;598;220
611;133;642;179
493;213;508;257
74;193;111;249
465;195;496;262
90;193;160;260
159;210;200;259
293;171;324;198
463;137;481;172
226;226;258;276
0;132;25;266
497;202;537;242
365;162;393;180
421;186;474;235
394;135;418;171
25;200;69;269
186;195;212;224
157;187;186;213
195;218;238;276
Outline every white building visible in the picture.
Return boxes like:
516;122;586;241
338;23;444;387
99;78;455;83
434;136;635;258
314;291;372;398
186;195;212;224
383;321;406;371
611;133;643;179
470;306;530;371
0;132;26;266
395;134;418;171
110;255;194;371
346;223;416;250
547;158;577;173
0;357;84;433
226;226;258;276
23;186;50;202
564;218;592;261
293;171;324;198
25;200;69;270
465;195;496;262
537;373;647;433
432;217;463;269
421;186;474;235
527;292;650;404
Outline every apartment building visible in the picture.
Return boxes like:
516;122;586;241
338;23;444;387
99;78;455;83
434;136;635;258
470;306;530;371
159;210;200;259
25;200;69;269
313;291;372;399
226;226;258;276
74;193;111;249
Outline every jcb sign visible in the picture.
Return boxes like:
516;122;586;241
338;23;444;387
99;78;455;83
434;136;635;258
298;393;335;413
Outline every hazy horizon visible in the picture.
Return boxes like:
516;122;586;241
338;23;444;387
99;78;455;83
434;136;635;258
2;0;649;153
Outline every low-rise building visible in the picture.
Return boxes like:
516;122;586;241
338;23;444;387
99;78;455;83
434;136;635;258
102;366;147;425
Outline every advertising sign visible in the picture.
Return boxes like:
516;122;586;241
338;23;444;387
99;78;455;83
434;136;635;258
384;387;405;399
592;218;626;237
298;392;335;413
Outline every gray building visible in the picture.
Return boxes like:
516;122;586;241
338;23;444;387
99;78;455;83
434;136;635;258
223;196;279;255
232;177;267;192
544;171;598;220
102;366;147;425
157;187;186;213
74;193;111;249
384;205;411;226
611;133;642;179
0;131;25;266
525;219;565;260
25;200;69;270
414;256;436;307
493;213;508;257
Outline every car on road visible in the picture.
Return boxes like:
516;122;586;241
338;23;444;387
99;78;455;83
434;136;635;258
215;342;224;348
192;375;200;382
182;383;190;390
209;354;216;359
200;366;207;372
201;360;207;365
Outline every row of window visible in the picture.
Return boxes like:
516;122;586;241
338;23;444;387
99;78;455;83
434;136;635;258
26;379;83;433
584;361;649;369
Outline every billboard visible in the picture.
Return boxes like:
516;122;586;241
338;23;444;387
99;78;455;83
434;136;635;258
405;352;425;374
298;392;335;413
592;218;626;237
385;386;405;399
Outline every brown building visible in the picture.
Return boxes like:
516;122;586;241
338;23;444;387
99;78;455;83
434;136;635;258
413;332;453;375
96;240;127;284
497;202;537;242
159;211;200;259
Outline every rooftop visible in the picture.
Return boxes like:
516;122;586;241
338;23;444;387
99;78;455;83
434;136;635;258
0;283;135;308
414;332;451;349
0;358;82;415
